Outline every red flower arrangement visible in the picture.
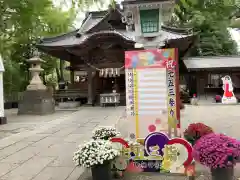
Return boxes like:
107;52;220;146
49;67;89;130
184;123;213;145
193;133;240;169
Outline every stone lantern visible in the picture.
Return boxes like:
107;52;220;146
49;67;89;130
122;0;176;48
18;51;55;115
27;53;46;90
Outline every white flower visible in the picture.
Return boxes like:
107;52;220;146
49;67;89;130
92;126;120;140
73;139;120;168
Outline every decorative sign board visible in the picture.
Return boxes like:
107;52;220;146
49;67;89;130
110;133;194;175
125;49;180;139
221;75;237;104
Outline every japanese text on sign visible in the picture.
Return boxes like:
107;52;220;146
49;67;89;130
127;70;135;116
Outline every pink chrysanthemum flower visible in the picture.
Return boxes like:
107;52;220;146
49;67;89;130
193;133;240;169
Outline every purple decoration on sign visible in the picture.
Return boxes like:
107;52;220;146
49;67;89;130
144;132;169;156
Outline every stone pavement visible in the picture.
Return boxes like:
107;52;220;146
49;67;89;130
0;105;240;179
0;108;76;139
181;105;240;139
0;106;125;180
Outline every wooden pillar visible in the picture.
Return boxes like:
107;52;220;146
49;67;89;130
59;60;64;81
70;70;74;84
87;68;93;105
94;71;99;98
196;73;201;98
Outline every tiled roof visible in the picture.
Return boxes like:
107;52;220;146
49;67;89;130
183;56;240;69
37;27;192;47
37;30;135;47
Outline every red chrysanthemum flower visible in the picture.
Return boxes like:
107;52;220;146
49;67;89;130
184;123;213;145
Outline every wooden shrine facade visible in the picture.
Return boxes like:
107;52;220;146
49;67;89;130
37;6;196;105
183;56;240;99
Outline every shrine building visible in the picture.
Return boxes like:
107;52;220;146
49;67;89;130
36;0;196;106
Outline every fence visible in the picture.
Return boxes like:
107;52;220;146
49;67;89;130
4;92;23;103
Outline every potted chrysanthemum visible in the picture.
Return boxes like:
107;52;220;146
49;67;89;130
193;133;240;180
92;126;120;140
184;123;213;145
73;139;120;180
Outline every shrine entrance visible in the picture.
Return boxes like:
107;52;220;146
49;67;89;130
98;73;126;106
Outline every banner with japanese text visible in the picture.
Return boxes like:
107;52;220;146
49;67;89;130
125;49;180;139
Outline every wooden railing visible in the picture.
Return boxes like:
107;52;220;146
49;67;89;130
4;92;24;102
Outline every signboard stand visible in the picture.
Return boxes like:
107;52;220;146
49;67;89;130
121;49;194;176
125;49;180;139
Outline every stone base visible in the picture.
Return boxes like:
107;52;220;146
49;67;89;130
86;101;95;106
58;102;80;109
0;116;7;124
18;90;55;115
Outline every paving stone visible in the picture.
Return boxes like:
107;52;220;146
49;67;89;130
63;134;85;143
0;134;28;149
0;146;41;164
21;134;49;142
51;127;77;137
0;156;55;180
0;162;19;177
66;167;85;180
181;105;240;139
32;166;74;180
38;127;62;134
38;142;77;157
48;154;76;167
0;141;33;160
30;137;63;148
71;127;94;134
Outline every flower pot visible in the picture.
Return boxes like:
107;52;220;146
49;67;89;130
91;161;112;180
211;167;234;180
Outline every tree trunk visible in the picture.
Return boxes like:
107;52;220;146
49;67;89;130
55;67;60;82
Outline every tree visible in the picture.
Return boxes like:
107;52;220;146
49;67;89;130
0;0;76;96
169;0;239;56
74;0;115;9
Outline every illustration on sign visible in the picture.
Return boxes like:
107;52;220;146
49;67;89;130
221;75;237;104
110;133;193;174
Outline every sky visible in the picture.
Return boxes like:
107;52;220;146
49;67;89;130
53;0;240;51
229;29;240;52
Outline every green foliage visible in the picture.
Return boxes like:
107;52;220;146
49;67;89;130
171;0;239;56
73;0;115;10
0;0;76;96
